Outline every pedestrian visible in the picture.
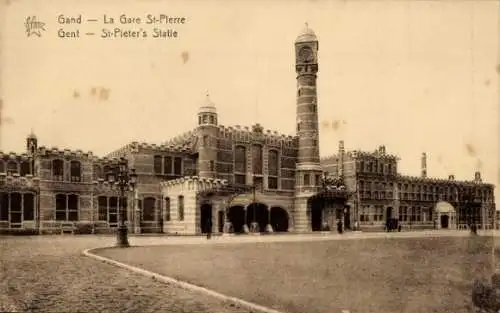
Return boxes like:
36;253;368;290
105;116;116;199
206;218;212;239
337;219;343;234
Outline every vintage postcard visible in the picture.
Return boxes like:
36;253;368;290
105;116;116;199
0;0;499;312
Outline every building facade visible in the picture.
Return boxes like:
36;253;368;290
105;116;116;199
0;25;495;235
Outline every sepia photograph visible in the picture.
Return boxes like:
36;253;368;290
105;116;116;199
0;0;499;312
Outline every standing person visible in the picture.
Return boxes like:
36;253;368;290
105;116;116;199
337;219;343;234
206;217;212;239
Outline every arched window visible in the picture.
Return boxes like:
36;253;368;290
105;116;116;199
0;161;4;173
7;161;19;175
268;150;279;190
52;159;64;181
143;197;156;221
70;161;81;182
178;196;184;221
252;145;263;175
164;197;171;221
234;146;246;185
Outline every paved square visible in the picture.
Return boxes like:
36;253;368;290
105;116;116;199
96;234;496;313
0;236;253;313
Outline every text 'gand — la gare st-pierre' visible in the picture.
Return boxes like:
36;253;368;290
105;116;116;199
56;14;188;39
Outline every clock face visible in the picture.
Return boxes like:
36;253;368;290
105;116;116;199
298;46;314;63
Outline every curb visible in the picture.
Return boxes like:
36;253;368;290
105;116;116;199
82;248;286;313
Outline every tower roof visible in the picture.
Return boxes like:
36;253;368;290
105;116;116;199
198;91;217;114
27;128;37;140
295;23;317;43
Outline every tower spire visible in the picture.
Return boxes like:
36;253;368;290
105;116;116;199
293;24;322;232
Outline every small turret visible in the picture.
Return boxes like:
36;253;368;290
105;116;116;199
196;92;218;178
26;129;37;156
197;92;218;126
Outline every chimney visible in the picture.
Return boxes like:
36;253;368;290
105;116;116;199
421;153;427;178
474;171;482;183
448;175;455;181
338;141;345;177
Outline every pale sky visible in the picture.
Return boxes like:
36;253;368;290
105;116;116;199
1;0;499;197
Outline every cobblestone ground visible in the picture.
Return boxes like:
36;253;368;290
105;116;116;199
0;235;254;313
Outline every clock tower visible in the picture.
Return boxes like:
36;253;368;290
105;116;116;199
293;23;323;232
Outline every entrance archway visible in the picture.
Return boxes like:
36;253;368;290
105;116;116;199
440;215;450;229
434;201;457;230
200;203;212;233
217;210;224;233
246;203;268;232
310;203;323;231
270;207;289;232
228;206;245;233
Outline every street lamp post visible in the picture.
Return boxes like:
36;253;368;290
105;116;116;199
111;158;137;248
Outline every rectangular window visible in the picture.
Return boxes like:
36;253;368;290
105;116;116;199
164;156;172;175
98;197;107;221
268;177;278;190
67;194;79;221
174;157;182;175
252;145;263;175
109;197;118;224
154;156;163;174
304;174;310;186
23;194;35;221
55;195;67;221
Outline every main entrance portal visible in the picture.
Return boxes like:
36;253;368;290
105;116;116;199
200;204;212;234
440;215;449;229
308;189;349;232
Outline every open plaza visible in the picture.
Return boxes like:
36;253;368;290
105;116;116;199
1;231;499;313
